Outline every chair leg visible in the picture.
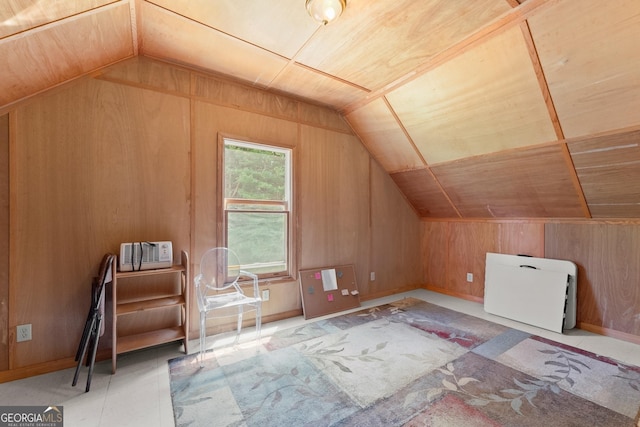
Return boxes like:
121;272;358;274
74;308;95;362
256;301;262;342
72;314;95;387
75;278;99;362
85;313;102;392
235;306;244;344
199;312;206;367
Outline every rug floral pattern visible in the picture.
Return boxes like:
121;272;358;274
169;298;640;426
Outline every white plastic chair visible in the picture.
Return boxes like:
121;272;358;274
194;247;261;365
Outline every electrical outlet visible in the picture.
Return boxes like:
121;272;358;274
16;324;32;342
370;272;376;281
466;273;473;283
261;289;270;301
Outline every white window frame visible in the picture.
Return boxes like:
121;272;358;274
218;136;294;279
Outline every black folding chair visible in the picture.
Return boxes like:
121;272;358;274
72;253;115;392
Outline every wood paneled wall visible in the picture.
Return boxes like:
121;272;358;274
369;161;424;297
299;125;370;280
422;221;544;302
0;114;8;371
11;77;191;369
546;223;640;342
0;57;422;379
423;219;640;344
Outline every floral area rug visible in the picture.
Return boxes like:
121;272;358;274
168;298;640;426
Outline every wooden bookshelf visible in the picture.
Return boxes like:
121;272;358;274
111;250;189;373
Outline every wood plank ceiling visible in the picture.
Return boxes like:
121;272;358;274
1;0;639;219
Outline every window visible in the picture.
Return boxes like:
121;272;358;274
220;138;292;278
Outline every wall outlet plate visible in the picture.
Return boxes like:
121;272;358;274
466;273;473;283
16;324;32;342
261;289;270;301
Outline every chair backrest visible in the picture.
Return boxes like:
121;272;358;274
95;253;115;306
98;254;115;286
199;247;241;287
95;253;115;336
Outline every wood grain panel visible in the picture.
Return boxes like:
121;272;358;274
498;222;544;257
448;222;499;299
296;0;510;91
528;0;640;138
432;144;585;218
0;0;113;38
568;130;640;218
0;3;133;107
386;25;557;165
390;168;458;218
587;205;640;219
575;173;640;216
141;2;288;88
98;56;191;96
422;220;544;300
298;103;351;133
148;0;318;58
346;98;425;173
369;161;423;297
12;78;190;367
191;101;298;334
298;125;371;290
193;74;298;122
422;221;448;288
189;96;217;333
0;114;8;371
569;130;640;169
270;63;369;111
545;223;640;336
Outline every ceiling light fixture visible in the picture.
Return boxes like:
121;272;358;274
305;0;346;25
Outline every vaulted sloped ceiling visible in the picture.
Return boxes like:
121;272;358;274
1;0;639;219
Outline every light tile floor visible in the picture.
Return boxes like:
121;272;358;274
1;289;639;426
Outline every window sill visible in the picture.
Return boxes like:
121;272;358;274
238;275;295;286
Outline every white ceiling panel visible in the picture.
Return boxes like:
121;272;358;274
147;0;319;58
0;0;114;38
528;0;640;138
140;2;289;88
270;63;369;109
296;0;510;92
386;25;557;165
0;3;133;107
346;98;424;173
